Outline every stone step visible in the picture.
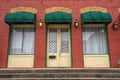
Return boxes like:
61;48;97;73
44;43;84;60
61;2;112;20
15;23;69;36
0;68;120;73
0;78;120;80
0;73;120;78
0;68;120;80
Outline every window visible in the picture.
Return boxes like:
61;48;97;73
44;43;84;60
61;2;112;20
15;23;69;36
61;29;69;53
49;29;57;53
82;27;108;54
10;27;35;54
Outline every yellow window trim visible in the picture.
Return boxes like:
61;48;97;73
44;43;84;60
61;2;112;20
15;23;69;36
82;24;105;27
12;24;35;28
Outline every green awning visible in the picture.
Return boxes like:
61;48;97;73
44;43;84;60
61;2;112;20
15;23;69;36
81;11;112;24
5;12;36;24
45;12;72;23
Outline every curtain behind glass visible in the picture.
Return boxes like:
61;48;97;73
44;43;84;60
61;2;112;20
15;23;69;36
10;28;23;54
61;29;69;53
23;28;35;54
82;27;107;54
10;28;35;54
49;29;57;53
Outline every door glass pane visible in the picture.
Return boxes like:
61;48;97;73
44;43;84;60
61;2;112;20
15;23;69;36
82;27;107;54
61;29;69;53
49;29;57;53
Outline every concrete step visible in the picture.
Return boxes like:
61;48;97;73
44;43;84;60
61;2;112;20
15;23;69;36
0;78;120;80
0;68;120;80
0;73;120;78
0;68;120;73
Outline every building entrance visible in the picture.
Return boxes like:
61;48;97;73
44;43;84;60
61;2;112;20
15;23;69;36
47;24;71;67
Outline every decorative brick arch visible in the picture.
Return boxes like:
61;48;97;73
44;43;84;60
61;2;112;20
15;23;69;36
45;7;72;13
80;6;107;13
10;7;37;13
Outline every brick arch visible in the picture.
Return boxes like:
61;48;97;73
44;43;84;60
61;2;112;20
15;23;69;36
10;7;37;13
45;7;72;13
80;6;107;13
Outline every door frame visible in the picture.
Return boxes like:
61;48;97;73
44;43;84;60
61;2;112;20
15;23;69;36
46;24;72;67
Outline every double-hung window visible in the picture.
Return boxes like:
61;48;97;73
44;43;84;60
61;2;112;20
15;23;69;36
10;27;35;54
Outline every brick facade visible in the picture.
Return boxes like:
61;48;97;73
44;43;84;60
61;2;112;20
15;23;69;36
0;0;120;68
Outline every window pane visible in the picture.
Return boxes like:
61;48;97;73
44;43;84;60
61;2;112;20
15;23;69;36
10;28;23;54
23;28;35;54
49;29;57;53
61;29;69;53
10;28;35;54
82;27;107;54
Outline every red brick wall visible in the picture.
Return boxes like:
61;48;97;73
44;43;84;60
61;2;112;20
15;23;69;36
0;0;120;68
107;4;120;68
34;12;46;68
0;9;9;68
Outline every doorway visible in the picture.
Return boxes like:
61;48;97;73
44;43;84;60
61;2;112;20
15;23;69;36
47;24;71;67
